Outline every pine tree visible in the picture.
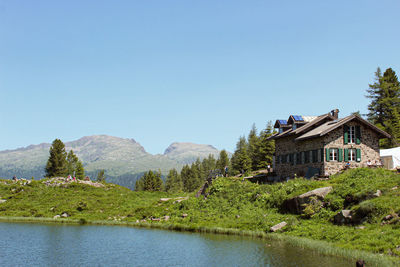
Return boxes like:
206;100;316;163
248;123;261;170
97;169;106;182
216;150;230;175
231;136;251;174
135;176;144;191
75;161;85;180
256;121;275;169
45;139;68;178
165;168;182;192
66;150;85;179
366;67;400;147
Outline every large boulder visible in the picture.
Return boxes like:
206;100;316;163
282;186;333;214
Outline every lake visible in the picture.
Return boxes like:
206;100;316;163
0;222;352;266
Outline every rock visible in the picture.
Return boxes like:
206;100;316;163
270;222;287;232
282;186;333;214
384;214;393;221
356;226;366;230
392;186;398;190
182;213;188;218
160;198;172;202
151;217;161;221
334;210;353;225
0;199;7;204
61;212;69;218
53;215;61;219
373;190;382;197
163;216;170;221
235;215;240;219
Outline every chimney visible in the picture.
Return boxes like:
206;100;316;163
331;109;339;119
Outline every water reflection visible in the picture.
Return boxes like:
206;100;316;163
0;222;351;267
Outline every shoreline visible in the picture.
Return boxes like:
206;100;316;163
0;216;397;267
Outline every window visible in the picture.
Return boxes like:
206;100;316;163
304;151;310;163
312;150;318;163
279;128;283;134
348;126;355;144
349;149;356;161
292;124;297;130
329;148;338;161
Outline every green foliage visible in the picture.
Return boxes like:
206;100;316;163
165;169;182;192
45;139;68;178
135;170;164;192
96;170;106;182
231;136;251;174
366;67;400;148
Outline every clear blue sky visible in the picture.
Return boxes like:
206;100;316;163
1;0;400;154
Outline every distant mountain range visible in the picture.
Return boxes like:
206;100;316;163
0;135;223;189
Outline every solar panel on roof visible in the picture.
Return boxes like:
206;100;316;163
293;115;304;121
278;120;287;125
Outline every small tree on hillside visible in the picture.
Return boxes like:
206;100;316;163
45;139;68;178
216;149;230;174
97;169;106;182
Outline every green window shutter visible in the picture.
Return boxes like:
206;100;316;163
325;148;330;162
338;148;343;162
344;149;349;161
356;149;361;162
355;125;361;144
343;125;349;144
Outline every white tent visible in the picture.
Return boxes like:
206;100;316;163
380;147;400;169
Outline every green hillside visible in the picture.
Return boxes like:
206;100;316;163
0;168;399;266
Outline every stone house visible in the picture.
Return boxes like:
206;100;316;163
269;109;391;178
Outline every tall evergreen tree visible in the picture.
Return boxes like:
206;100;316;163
231;136;251;174
45;139;68;178
216;150;230;175
366;67;400;147
247;123;261;170
165;168;182;192
66;150;85;179
256;121;275;169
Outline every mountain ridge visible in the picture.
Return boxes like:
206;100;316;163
0;135;224;189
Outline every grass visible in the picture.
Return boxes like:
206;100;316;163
1;168;400;266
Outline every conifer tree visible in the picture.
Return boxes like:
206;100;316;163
165;168;182;192
45;139;68;178
256;121;275;169
366;67;400;147
248;123;261;170
66;150;85;179
135;176;144;191
75;161;85;180
97;169;106;182
216;150;230;174
231;136;251;174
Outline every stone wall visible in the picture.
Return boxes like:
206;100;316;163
275;135;325;178
323;122;380;176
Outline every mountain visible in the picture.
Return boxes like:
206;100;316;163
0;135;223;189
163;142;220;164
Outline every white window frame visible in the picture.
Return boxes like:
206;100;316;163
329;148;337;161
348;126;355;144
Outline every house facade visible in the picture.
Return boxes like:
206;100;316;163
270;109;391;178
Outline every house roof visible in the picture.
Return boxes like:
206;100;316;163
295;114;391;141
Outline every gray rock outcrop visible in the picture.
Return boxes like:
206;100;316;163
282;186;333;214
334;210;353;225
270;222;287;232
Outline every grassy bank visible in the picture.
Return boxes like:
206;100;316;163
1;168;400;266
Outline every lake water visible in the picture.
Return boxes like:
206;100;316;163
0;222;353;267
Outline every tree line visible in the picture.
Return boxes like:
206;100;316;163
135;123;275;192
